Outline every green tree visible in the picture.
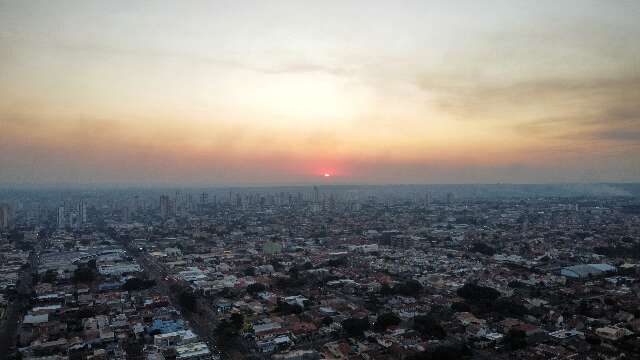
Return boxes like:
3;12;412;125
216;313;244;338
247;283;266;295
413;315;446;340
504;329;527;350
122;278;156;291
42;270;58;283
178;291;198;313
341;317;370;337
373;312;401;332
72;267;96;283
456;283;500;303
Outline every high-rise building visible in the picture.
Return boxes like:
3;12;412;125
187;193;194;212
0;203;14;231
78;200;87;224
57;206;66;229
446;192;454;205
160;195;170;220
313;186;319;203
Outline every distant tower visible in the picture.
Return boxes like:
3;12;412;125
236;194;242;209
313;186;319;203
187;193;194;211
521;215;529;233
446;192;454;205
57;206;66;229
425;192;432;209
200;192;208;205
160;195;170;220
78;200;87;224
0;203;14;231
134;195;140;212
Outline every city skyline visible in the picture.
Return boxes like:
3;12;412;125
1;1;639;185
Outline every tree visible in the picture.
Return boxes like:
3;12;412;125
456;283;500;303
413;315;446;340
408;343;471;360
275;275;307;289
324;257;348;267
470;243;496;256
504;329;527;350
216;313;244;338
42;270;58;283
341;317;370;337
8;230;24;242
178;291;197;313
373;312;401;332
380;284;394;296
122;278;156;291
247;283;266;295
275;301;303;315
72;267;96;284
380;280;423;297
123;335;144;360
393;280;423;296
450;301;471;313
493;298;529;317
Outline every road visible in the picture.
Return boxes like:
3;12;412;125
0;253;34;360
122;242;227;359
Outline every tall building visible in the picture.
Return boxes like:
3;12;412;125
160;195;170;220
187;193;194;212
446;192;454;205
0;203;14;231
235;194;242;209
313;186;319;203
78;200;87;224
57;206;66;229
123;206;130;223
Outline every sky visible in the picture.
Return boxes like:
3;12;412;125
1;0;639;185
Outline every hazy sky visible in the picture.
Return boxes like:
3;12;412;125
1;0;639;185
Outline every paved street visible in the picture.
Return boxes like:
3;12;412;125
0;254;33;360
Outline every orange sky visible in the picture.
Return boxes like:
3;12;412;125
1;1;639;185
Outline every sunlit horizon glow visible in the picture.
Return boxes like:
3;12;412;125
1;1;639;185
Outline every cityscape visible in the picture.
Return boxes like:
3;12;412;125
1;184;640;359
2;1;640;360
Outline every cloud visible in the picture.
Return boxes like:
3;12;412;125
587;128;640;143
253;63;353;77
418;73;640;146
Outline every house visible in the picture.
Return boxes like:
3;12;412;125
595;326;625;341
175;342;210;360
